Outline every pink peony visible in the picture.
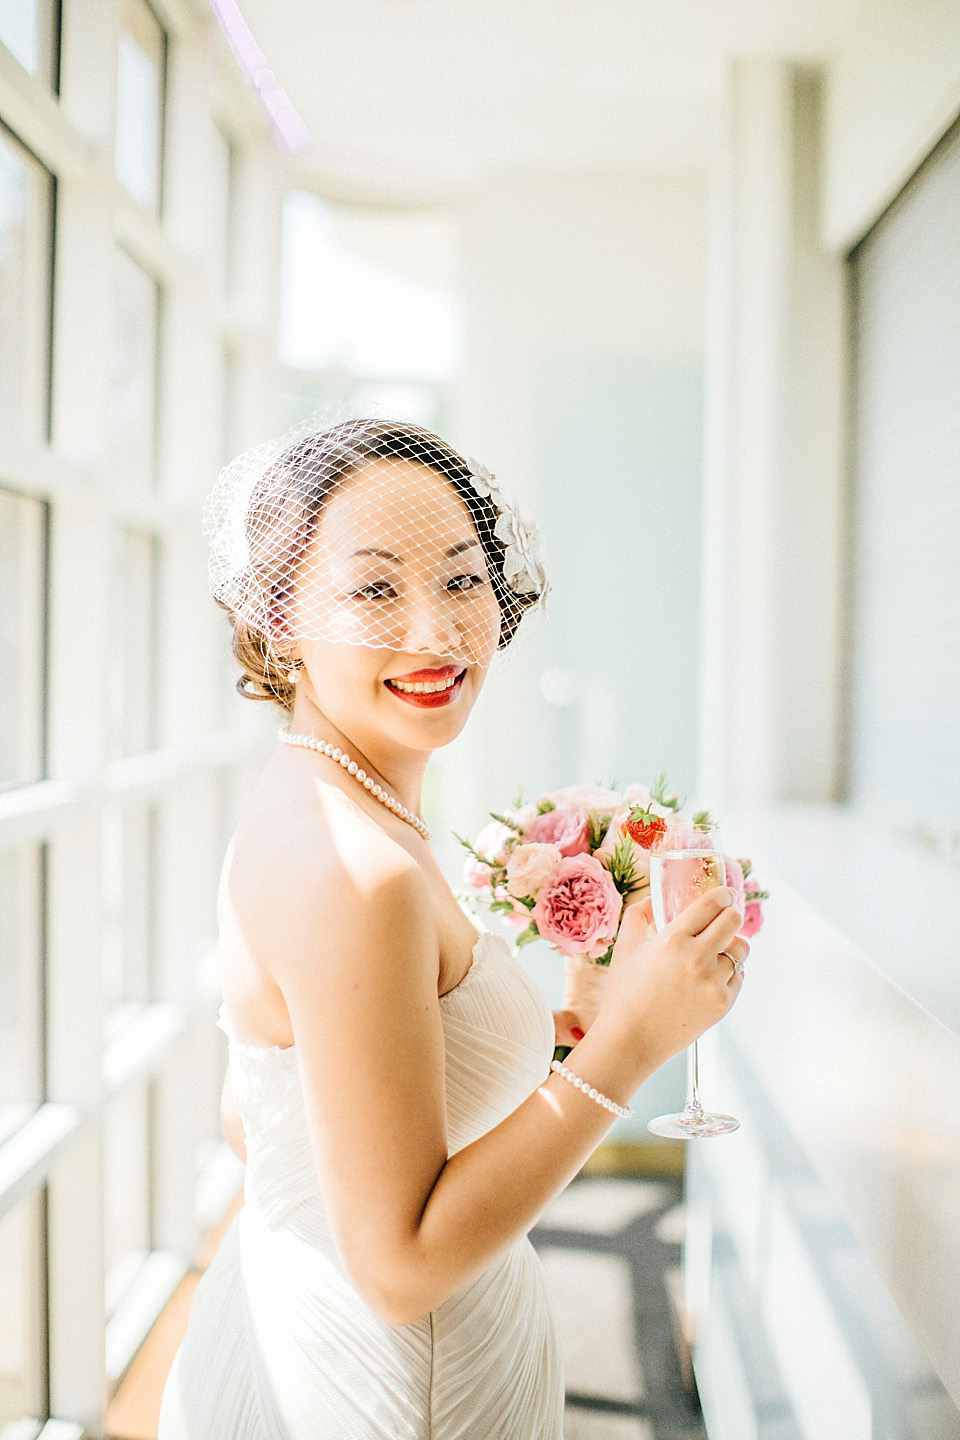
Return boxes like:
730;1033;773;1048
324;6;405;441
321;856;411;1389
531;854;623;959
506;842;563;899
740;900;764;938
522;805;591;857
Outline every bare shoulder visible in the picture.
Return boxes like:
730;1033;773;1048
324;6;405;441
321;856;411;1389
223;769;436;995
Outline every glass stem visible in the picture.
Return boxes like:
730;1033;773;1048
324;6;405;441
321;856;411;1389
686;1041;704;1116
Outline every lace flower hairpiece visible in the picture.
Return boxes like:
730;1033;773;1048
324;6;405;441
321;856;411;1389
465;457;550;606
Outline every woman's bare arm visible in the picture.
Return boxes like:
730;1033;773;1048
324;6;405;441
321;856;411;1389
251;820;746;1328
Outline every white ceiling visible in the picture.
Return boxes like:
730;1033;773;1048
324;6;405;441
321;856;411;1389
241;0;868;200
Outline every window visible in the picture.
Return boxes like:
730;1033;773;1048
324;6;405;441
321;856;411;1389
0;125;54;442
0;1191;46;1428
279;191;463;431
0;0;58;86
106;530;158;758
115;0;165;215
110;251;160;491
103;1081;152;1314
847;118;960;849
0;488;46;790
102;806;154;1027
0;845;43;1147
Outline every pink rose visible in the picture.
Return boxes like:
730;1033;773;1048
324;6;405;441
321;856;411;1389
463;855;493;891
506;842;563;899
740;900;764;938
473;820;516;865
531;854;623;959
522;805;591;857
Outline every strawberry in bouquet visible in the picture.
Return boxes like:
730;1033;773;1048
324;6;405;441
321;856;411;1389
458;772;767;1057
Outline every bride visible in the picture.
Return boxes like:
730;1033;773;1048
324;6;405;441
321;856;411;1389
158;418;747;1439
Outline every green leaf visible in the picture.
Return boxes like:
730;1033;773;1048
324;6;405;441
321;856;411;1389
586;811;613;850
553;1043;573;1063
490;810;525;834
592;945;614;966
514;923;540;949
650;768;685;812
536;798;556;814
453;830;480;858
512;785;525;809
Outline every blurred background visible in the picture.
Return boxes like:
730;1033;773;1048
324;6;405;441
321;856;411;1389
1;0;960;1436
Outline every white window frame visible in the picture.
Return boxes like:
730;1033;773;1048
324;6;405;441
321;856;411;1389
0;2;285;1432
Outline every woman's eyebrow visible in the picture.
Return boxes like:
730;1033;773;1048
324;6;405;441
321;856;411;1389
351;548;402;562
349;540;482;562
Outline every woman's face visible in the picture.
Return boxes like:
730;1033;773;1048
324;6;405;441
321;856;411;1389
288;459;502;755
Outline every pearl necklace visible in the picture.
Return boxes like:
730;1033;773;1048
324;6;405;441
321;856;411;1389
277;727;432;841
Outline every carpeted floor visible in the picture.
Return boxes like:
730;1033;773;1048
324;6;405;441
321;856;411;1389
530;1175;707;1440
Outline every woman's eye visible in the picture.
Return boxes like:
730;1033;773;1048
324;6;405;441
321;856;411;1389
446;573;485;593
354;581;398;600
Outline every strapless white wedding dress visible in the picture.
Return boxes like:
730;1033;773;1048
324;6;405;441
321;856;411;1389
158;928;565;1439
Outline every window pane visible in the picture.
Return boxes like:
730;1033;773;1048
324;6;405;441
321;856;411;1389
0;0;57;83
210;127;237;300
106;529;157;758
110;251;159;491
0;1190;46;1427
103;1082;151;1315
102;806;154;1024
0;125;53;441
0;846;43;1146
0;488;45;790
115;0;165;214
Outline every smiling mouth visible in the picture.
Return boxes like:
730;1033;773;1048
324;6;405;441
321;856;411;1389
384;666;467;704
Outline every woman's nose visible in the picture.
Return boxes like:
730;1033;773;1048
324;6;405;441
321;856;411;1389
402;588;461;655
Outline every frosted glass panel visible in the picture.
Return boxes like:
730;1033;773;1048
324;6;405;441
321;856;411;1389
102;804;154;1022
0;487;46;789
115;0;165;213
103;1081;151;1313
0;1193;45;1426
0;0;55;82
110;251;159;490
848;121;960;840
106;529;157;757
0;846;43;1146
0;126;53;439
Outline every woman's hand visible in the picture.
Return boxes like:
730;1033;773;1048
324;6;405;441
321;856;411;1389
553;1008;586;1047
592;887;748;1075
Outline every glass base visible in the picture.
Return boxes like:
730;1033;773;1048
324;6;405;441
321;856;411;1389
647;1108;740;1139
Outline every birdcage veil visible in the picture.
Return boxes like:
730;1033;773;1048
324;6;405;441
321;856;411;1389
203;412;549;691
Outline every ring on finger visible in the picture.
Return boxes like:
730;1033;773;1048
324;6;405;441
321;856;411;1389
720;950;744;977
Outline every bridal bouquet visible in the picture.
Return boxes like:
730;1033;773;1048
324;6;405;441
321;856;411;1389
458;773;767;1044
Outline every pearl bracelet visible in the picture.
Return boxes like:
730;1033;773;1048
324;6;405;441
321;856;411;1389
549;1058;633;1118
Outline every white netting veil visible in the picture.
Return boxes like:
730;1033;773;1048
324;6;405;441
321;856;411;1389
203;416;549;702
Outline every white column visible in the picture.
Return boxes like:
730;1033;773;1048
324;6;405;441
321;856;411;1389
699;62;846;810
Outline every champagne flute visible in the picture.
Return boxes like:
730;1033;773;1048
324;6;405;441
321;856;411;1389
646;819;740;1139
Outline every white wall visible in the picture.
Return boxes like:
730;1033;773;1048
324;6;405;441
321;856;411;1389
440;168;709;850
824;0;960;249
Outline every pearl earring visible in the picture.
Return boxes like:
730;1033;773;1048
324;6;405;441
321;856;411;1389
286;659;301;684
